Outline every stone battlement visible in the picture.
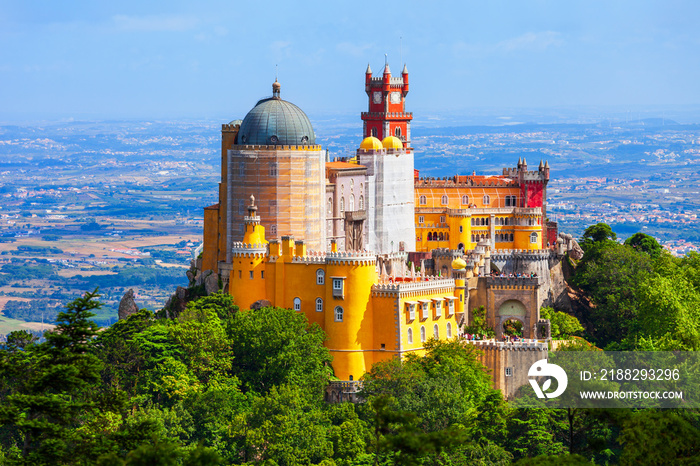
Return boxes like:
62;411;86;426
416;176;516;187
231;242;268;256
465;339;548;351
485;276;541;288
372;277;454;296
233;144;323;151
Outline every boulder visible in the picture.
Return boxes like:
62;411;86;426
118;289;139;320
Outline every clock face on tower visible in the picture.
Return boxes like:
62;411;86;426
372;91;382;104
390;92;401;104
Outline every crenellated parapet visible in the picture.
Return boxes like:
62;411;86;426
230;242;268;257
372;277;454;297
326;251;376;266
485;276;541;289
465;339;548;351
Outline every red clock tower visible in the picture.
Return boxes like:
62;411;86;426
361;59;413;151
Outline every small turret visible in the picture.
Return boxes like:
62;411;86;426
272;79;281;99
402;63;409;94
365;63;372;89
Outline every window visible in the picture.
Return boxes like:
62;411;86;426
332;278;344;298
315;297;323;312
419;195;427;205
293;297;301;311
334;306;344;322
483;195;490;205
327;198;332;215
448;300;454;316
269;161;278;177
395;126;402;137
418;216;424;224
371;128;377;137
435;301;442;317
530;232;539;243
359;196;364;210
421;302;429;320
505;367;513;377
439;216;445;223
505;196;510;207
510;233;514;242
441;195;448;205
407;328;413;344
238;162;245;176
271;225;277;235
261;271;265;279
340;197;345;214
249;271;254;279
316;269;325;285
349;195;355;211
461;195;469;205
446;322;452;338
433;324;439;339
459;225;463;233
420;326;426;343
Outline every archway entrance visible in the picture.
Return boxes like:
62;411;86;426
502;318;523;337
496;299;529;339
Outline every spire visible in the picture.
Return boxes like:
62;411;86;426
383;54;391;74
366;63;372;74
517;157;522;167
522;158;527;168
402;63;408;74
545;160;549;168
539;160;544;170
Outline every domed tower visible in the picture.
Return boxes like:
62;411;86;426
362;60;412;150
227;80;326;255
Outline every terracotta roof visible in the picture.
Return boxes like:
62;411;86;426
325;162;366;170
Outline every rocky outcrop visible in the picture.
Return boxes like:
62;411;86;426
118;289;139;320
250;299;271;310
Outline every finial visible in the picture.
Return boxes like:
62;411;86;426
247;194;258;215
250;194;255;206
385;53;388;66
272;79;281;98
402;63;408;74
366;63;372;74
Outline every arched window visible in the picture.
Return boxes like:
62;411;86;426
334;306;344;322
461;195;469;205
445;233;449;240
340;197;345;213
395;126;402;137
420;326;426;343
359;195;364;210
371;128;377;137
293;297;301;311
327;198;332;215
446;322;452;338
316;269;325;285
481;218;486;226
530;232;538;243
441;195;448;205
427;232;433;241
269;161;278;177
483;195;490;205
438;232;444;241
349;195;355;211
432;231;438;241
505;217;509;226
510;233;514;242
315;297;323;312
407;328;413;344
419;195;427;205
433;324;439;339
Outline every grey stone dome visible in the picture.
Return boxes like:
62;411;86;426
237;84;316;146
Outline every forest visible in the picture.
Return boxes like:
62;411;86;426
0;224;699;465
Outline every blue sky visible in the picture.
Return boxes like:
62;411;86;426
1;0;699;121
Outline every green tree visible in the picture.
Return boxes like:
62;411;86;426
227;306;332;397
0;289;104;464
580;223;616;249
624;232;662;258
539;307;584;339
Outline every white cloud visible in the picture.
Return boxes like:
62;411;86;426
496;31;563;52
336;42;373;57
112;14;198;32
453;31;563;58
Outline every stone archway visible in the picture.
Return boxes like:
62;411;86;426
496;299;528;339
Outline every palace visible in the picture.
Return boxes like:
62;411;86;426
200;61;566;392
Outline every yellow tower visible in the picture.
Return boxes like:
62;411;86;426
229;195;269;310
